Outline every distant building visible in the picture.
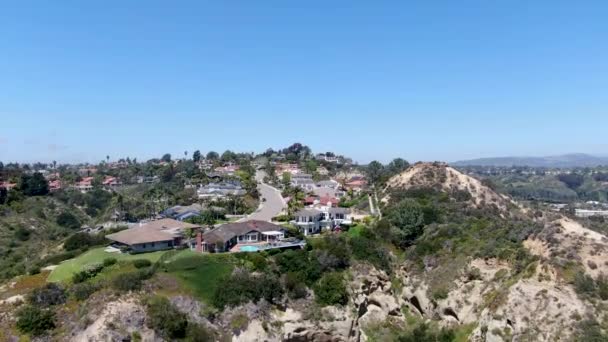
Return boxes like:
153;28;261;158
74;177;94;192
197;181;246;200
201;220;286;252
291;173;315;191
575;209;608;218
291;207;352;236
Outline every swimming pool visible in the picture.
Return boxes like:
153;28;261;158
239;245;261;252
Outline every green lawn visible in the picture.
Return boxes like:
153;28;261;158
164;253;235;304
346;224;365;238
47;247;167;282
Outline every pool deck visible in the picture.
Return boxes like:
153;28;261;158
230;240;306;253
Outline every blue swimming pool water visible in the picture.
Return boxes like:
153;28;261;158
239;245;261;252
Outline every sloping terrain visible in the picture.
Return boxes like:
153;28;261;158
385;162;513;211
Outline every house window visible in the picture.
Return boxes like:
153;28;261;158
151;242;155;247
142;243;146;248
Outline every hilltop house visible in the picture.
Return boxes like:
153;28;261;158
103;176;122;188
106;218;201;253
291;207;352;236
200;220;286;252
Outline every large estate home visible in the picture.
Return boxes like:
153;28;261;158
106;218;201;253
291;207;351;235
200;220;286;252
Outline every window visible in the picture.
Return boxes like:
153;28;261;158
142;243;146;248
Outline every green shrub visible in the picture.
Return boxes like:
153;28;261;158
397;322;455;342
16;305;56;336
133;259;152;269
71;282;99;301
103;257;117;267
185;322;214;341
212;270;284;309
27;283;66;307
146;296;188;339
574;272;596;295
284;272;307;299
112;271;143;291
56;211;81;229
64;232;107;251
313;272;348;306
72;270;91;284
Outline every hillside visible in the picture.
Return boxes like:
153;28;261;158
384;162;514;211
452;153;608;168
0;162;607;341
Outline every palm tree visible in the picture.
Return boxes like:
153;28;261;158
106;155;110;164
52;160;57;169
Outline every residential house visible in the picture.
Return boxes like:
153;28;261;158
291;207;352;236
0;182;17;191
316;180;339;189
275;163;301;175
106;218;201;253
197;181;246;200
103;176;122;188
162;204;205;221
344;176;367;192
291;173;315;191
315;153;340;163
49;179;62;192
136;175;160;184
214;164;240;176
74;177;94;192
200;220;286;252
291;208;324;236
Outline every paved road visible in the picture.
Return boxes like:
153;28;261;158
240;170;286;222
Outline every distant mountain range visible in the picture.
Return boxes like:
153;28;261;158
451;153;608;168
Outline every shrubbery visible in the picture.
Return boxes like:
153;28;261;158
56;211;81;229
16;305;56;336
213;269;283;309
71;282;99;301
313;272;348;306
64;232;107;251
146;296;188;339
133;259;152;269
27;283;66;307
111;271;145;291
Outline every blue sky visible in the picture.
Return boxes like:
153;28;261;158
1;1;607;164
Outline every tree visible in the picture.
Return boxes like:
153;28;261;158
161;153;172;163
366;161;385;186
52;160;57;169
20;172;49;196
206;151;219;160
304;160;318;174
388;158;410;175
56;211;81;229
386;199;425;247
192;150;201;162
221;150;236;162
282;172;292;188
106;155;110;163
184;151;188;159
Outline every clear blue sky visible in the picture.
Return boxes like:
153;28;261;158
1;1;607;164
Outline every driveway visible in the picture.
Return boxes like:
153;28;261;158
240;170;286;222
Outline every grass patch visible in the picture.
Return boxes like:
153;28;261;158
47;247;167;283
163;253;235;304
346;224;365;238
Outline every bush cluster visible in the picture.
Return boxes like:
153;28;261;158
213;269;283;309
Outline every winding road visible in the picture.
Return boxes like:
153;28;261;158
239;170;286;222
